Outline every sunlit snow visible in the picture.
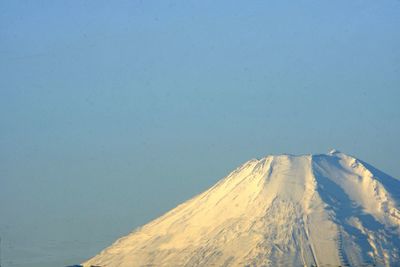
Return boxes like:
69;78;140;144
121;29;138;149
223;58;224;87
83;151;400;266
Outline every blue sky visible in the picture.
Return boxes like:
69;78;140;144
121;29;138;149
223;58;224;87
1;1;399;266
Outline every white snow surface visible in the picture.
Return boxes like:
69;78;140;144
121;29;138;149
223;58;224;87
83;151;400;267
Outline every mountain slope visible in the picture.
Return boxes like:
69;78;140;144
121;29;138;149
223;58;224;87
82;151;400;266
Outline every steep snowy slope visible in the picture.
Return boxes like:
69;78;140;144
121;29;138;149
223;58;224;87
83;151;400;266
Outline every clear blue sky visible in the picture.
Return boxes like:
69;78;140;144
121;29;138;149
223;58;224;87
1;1;399;266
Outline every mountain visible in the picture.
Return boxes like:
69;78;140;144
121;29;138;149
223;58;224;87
82;150;400;266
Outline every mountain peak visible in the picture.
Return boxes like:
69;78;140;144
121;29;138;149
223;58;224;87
328;148;341;155
83;152;400;267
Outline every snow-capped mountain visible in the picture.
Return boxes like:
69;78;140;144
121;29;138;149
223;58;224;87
83;150;400;266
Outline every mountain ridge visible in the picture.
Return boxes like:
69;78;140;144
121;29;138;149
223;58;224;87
83;151;400;266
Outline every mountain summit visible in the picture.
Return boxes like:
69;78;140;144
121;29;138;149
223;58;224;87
83;151;400;266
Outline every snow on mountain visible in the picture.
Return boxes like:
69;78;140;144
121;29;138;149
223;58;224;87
82;151;400;266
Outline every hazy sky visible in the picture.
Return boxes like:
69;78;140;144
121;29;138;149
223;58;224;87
1;1;399;266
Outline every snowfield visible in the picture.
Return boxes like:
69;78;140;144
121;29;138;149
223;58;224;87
83;151;400;266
